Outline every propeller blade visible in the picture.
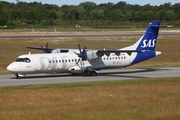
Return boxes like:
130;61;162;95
46;42;48;53
40;42;49;53
83;46;86;52
78;43;82;53
75;43;88;61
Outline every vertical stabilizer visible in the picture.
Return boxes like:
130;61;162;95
127;21;161;65
136;21;160;51
121;21;160;51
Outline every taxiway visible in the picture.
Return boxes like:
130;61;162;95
0;67;180;87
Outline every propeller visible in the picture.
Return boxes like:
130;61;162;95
74;43;89;72
41;42;51;53
74;43;88;61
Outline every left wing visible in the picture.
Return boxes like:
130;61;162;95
27;43;54;53
26;46;55;53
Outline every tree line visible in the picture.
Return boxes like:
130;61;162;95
0;1;180;27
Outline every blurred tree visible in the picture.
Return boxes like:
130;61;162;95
77;6;85;20
0;16;7;25
35;2;45;21
26;7;36;20
166;10;176;21
158;10;167;21
90;9;104;20
0;1;180;27
47;10;57;20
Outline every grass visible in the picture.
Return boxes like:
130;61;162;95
0;78;180;120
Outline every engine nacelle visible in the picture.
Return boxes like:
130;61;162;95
86;50;99;60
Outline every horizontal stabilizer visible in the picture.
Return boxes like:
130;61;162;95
149;21;160;27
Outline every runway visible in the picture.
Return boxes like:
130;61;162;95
0;67;180;87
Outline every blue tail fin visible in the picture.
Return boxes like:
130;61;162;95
121;21;160;51
127;21;161;65
136;21;160;51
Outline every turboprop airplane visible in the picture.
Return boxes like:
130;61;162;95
7;21;161;79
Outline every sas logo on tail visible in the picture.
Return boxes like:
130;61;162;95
141;39;156;48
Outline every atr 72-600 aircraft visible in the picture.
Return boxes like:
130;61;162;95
7;21;161;79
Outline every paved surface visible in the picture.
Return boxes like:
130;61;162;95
0;67;180;87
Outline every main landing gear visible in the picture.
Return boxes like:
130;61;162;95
84;68;98;76
72;70;98;76
88;70;98;76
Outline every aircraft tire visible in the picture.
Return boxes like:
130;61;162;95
90;71;97;76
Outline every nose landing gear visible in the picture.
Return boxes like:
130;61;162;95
15;74;24;79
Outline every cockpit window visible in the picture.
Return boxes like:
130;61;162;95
15;58;31;63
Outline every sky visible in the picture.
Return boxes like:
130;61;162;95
3;0;180;6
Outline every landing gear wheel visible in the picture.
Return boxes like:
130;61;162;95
15;74;21;79
90;71;97;76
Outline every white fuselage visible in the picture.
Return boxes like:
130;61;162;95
7;51;133;75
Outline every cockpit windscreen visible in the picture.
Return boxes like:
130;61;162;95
15;58;31;63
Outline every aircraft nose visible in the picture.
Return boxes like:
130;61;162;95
7;64;16;73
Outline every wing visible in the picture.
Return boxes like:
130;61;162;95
26;46;55;53
26;42;56;53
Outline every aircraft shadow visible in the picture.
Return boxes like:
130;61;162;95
95;68;170;79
